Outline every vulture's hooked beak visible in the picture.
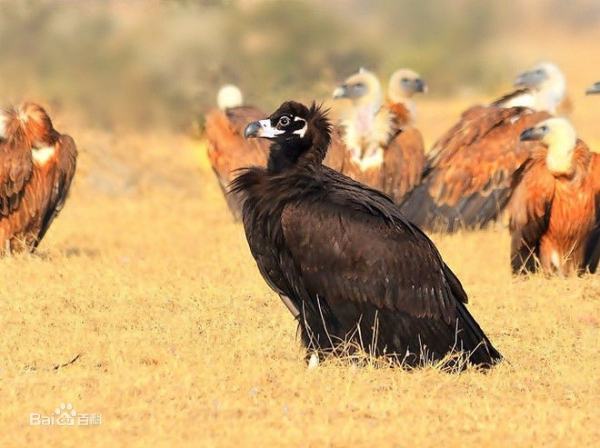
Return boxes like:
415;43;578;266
244;119;282;139
244;121;261;139
413;78;428;93
586;82;600;95
514;69;548;89
520;126;547;142
332;85;349;99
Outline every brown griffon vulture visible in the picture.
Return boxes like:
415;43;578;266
232;100;501;370
205;85;346;220
582;81;600;271
204;85;269;220
400;62;567;232
331;68;426;203
509;118;597;275
384;68;427;202
0;102;77;254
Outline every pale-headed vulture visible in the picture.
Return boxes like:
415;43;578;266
231;100;501;370
0;102;77;254
508;118;597;275
204;85;270;220
331;68;426;203
384;68;427;203
400;62;567;232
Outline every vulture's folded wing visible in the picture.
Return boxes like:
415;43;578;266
281;199;465;324
507;154;555;274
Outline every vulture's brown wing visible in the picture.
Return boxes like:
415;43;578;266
400;107;551;232
507;150;554;274
387;102;412;128
382;126;425;203
224;106;265;135
204;106;269;219
584;152;600;272
322;126;347;172
0;138;33;216
34;134;78;248
280;198;500;364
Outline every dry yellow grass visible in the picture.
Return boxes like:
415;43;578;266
1;99;600;447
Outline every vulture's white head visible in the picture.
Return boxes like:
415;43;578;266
387;68;427;103
217;84;243;110
513;62;566;113
333;68;383;111
586;81;600;95
520;118;577;175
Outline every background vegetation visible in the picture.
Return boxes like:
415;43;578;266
1;0;599;129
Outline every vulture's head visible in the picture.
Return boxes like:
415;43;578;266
388;68;427;102
513;62;566;111
19;102;57;148
586;81;600;95
244;101;331;169
217;84;243;110
0;102;56;148
521;118;577;175
332;68;383;109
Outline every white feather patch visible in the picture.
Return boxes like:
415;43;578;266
0;113;7;139
550;250;561;269
293;117;307;137
353;150;384;171
31;145;56;165
257;119;284;138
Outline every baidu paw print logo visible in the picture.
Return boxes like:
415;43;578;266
54;403;77;425
29;402;102;426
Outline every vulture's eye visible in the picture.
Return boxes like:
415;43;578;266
536;69;544;75
401;78;409;83
278;116;291;127
354;82;365;89
540;125;549;132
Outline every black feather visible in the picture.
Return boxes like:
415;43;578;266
232;101;502;370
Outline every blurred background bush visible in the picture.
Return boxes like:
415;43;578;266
0;0;598;131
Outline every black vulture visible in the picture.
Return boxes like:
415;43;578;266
232;101;502;370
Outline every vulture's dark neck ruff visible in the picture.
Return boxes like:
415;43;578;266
231;101;502;371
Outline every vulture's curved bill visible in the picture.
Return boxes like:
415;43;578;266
586;82;600;95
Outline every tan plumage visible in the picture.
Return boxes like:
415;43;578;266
205;100;270;220
331;68;426;202
0;102;77;254
400;63;567;232
509;119;596;275
383;69;426;202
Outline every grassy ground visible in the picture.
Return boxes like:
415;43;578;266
1;100;599;447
